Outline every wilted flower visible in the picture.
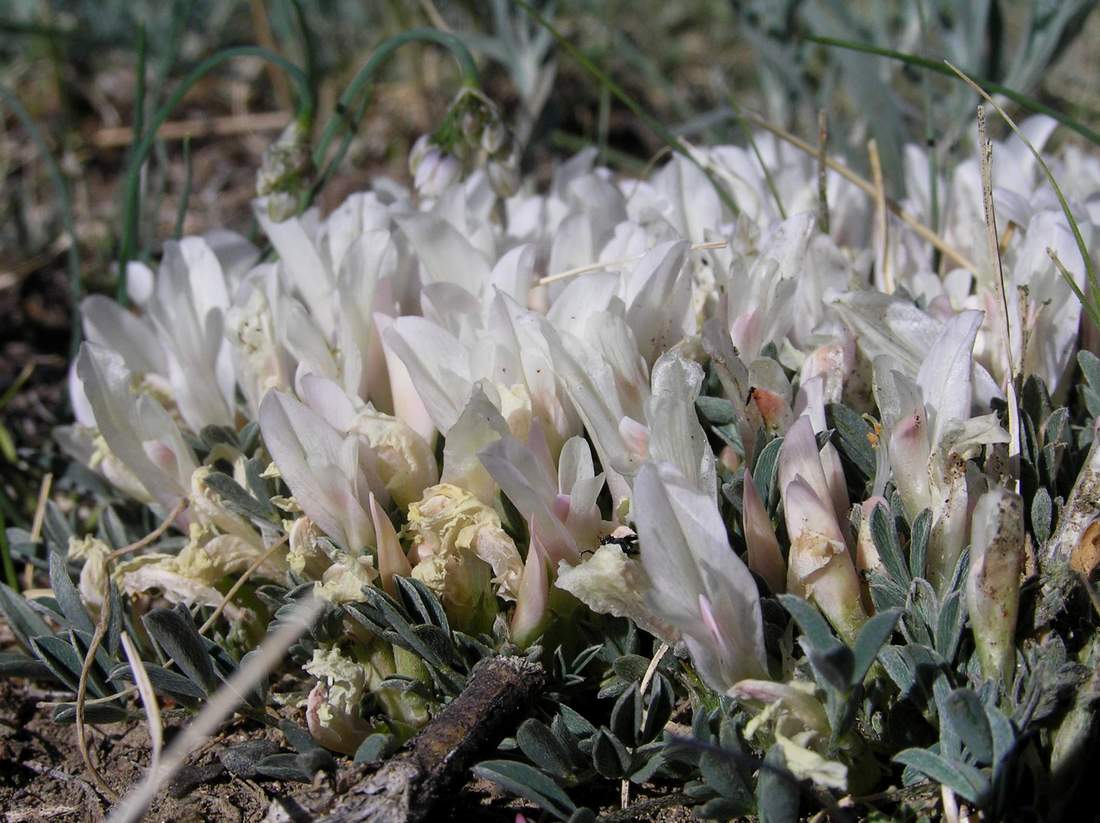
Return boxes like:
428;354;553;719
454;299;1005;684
780;416;867;643
510;529;550;649
405;483;518;629
733;679;848;790
966;487;1025;685
67;535;111;613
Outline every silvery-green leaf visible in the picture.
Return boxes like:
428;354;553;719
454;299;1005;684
517;718;574;778
697;395;738;426
610;683;642;747
640;674;673;745
354;733;396;765
42;502;73;556
52;702;129;725
894;748;990;807
909;509;932;581
110;660;206;701
700;750;752;812
851;608;901;686
935;589;966;663
30;634;84;692
1031;488;1053;547
473;760;576;821
0;583;51;652
611;654;650;683
591;729;631;778
943;689;993;765
827;403;875;480
0;650;55;680
143;607;219;695
47;550;94;635
870;504;909;586
778;594;838;654
757;745;799;823
394;576;450;633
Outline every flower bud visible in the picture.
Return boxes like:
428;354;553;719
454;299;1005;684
303;645;372;755
287;516;332;579
784;477;867;644
351;411;438;508
966;487;1024;686
256;120;312;221
370;493;410;598
67;535;111;613
510;533;550;649
888;409;931;521
742;467;785;594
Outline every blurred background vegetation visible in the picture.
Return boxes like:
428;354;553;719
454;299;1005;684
1;0;1098;525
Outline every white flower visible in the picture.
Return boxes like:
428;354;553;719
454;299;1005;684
634;461;768;691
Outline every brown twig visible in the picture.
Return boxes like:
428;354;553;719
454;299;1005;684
736;109;979;275
868;139;894;293
75;582;119;801
315;656;548;823
816;109;829;235
108;498;188;561
977;105;1021;491
91;111;291;149
25;473;53;589
198;535;288;634
596;792;692;823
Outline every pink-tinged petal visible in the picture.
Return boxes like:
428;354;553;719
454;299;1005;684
635;462;767;690
820;442;851;537
490;243;536;305
794;375;828;433
799;335;855;405
396;213;491;296
888;409;932;520
510;529;550;648
300;374;358;431
374;313;439;442
647;352;716;501
730;310;761;360
729;679;830;734
81;295;166;377
742;467;785;594
752;387;790;431
618;416;650;463
552;494;571;523
259;390;370;551
784;477;867;643
783;476;846;550
855;497;888;577
371;493;410;598
623;240;691;366
383;317;472;435
778;416;833;514
75;344;189;508
479;435;578;564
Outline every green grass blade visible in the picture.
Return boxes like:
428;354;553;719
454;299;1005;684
946;62;1100;327
116;46;314;304
806;35;1100;148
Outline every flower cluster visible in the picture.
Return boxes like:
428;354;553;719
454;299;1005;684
54;111;1100;783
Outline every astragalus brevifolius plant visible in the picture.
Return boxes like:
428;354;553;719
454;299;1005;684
5;64;1100;821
